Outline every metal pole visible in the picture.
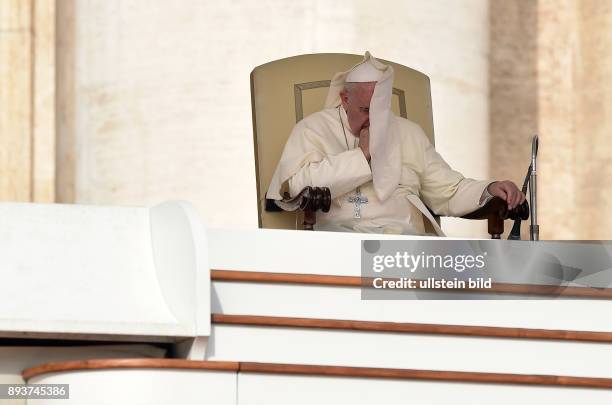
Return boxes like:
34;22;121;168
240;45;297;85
530;135;539;241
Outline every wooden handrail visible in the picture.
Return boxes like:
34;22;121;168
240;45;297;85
22;359;239;380
23;359;612;389
240;362;612;389
211;269;612;299
211;314;612;343
213;269;362;286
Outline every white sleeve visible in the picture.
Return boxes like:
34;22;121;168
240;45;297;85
478;182;496;206
419;134;492;217
288;148;372;199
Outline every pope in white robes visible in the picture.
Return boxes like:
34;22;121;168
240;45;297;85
267;52;525;236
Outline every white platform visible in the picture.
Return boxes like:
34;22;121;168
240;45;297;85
1;209;610;403
28;369;236;405
237;373;612;405
208;228;612;332
26;368;612;405
207;323;612;378
0;201;210;341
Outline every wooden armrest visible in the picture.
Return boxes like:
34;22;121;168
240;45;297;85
461;197;529;239
265;187;331;230
266;190;528;237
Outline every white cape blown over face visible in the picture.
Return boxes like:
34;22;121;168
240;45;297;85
324;52;401;202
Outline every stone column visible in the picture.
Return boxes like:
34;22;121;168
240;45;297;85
32;0;55;202
0;0;33;201
0;0;55;203
489;0;539;239
573;0;612;239
537;0;612;239
55;0;76;203
537;0;581;239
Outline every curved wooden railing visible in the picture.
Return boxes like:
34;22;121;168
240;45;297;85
211;314;612;343
211;269;612;299
240;362;612;389
22;359;238;380
23;359;612;390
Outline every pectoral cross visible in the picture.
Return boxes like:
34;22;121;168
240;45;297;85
348;187;368;219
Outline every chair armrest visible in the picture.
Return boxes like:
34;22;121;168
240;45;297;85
265;187;331;230
266;190;528;237
461;197;529;239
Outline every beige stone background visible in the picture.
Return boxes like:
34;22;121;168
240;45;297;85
1;0;610;239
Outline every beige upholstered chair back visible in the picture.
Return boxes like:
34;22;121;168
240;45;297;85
251;53;435;230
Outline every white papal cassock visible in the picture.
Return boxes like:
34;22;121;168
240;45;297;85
267;106;492;236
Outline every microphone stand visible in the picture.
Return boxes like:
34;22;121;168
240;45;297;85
508;135;539;241
530;135;539;241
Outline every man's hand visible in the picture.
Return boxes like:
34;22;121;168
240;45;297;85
487;180;526;210
358;127;370;161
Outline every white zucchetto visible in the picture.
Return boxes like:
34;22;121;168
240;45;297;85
345;59;385;83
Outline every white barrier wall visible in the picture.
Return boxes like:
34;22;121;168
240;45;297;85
237;374;612;405
208;228;612;332
0;345;165;390
9;226;612;403
0;201;210;341
25;368;612;405
211;281;612;332
28;369;236;405
208;324;612;378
